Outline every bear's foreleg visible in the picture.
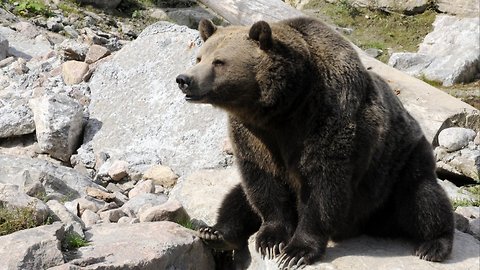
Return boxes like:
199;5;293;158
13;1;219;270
238;158;299;260
393;137;454;262
278;158;353;268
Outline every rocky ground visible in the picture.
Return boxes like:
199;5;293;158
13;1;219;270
0;0;479;269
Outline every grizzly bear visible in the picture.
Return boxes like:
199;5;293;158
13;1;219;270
176;17;454;268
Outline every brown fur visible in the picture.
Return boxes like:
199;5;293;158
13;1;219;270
176;17;454;268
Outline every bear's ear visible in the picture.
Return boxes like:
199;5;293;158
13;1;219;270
249;21;273;50
199;19;217;41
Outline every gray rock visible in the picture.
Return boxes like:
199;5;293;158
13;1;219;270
0;154;101;200
56;39;89;61
0;223;65;270
437;148;480;182
0;183;49;225
0;26;52;60
389;15;480;86
29;94;84;162
54;222;214;269
47;200;85;237
166;7;222;29
138;199;189;223
364;48;383;58
83;21;229;177
81;209;100;227
0;98;35;138
10;21;41;39
456;206;480;219
170;167;241;225
437;179;476;201
46;17;64;32
75;0;122;9
454;212;471;233
325;0;429;14
437;0;480;17
128;180;155;198
470;218;480;239
120;193;168;217
247;230;480;270
438;127;477;152
0;33;7;60
65;197;105;216
99;208;126;223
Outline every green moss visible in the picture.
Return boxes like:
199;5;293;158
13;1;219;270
5;0;53;17
177;218;195;230
0;203;39;236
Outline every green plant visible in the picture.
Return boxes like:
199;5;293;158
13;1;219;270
0;203;38;236
452;198;480;209
12;0;52;17
177;218;195;230
419;74;443;87
64;232;89;250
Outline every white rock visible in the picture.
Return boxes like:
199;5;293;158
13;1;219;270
0;223;65;269
0;183;49;225
142;165;178;187
128;180;155;198
62;60;89;85
389;15;480;86
29;94;84;161
438;127;477;152
81;209;100;227
456;206;480;219
0;98;35;138
0;27;52;60
437;0;480;17
47;199;85;237
99;208;126;223
437;179;476;201
107;160;129;181
120;193;168;216
139;199;189;223
52;222;214;269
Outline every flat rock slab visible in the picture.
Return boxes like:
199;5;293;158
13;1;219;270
0;223;65;270
55;221;214;269
0;154;102;200
84;21;228;177
248;230;480;270
0;26;52;60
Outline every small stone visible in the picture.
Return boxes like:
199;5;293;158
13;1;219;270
117;216;132;224
85;44;110;64
106;182;122;193
108;160;129;181
155;185;165;194
46;17;64;32
365;48;383;58
0;56;15;68
86;186;116;202
121;193;168;216
99;208;126;222
0;33;8;60
81;209;100;227
142;165;178;188
456;206;480;219
10;58;29;74
474;132;480;145
128;180;155;198
97;201;118;212
139;199;189;223
438;127;477;152
62;60;89;85
65;197;102;216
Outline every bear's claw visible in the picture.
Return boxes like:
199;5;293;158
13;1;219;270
197;226;238;251
277;253;306;270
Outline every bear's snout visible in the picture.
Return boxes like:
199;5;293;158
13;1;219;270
176;74;191;92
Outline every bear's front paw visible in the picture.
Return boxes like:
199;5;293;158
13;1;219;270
198;226;238;251
255;223;292;260
277;235;326;269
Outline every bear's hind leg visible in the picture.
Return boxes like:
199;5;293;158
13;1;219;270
199;184;261;251
394;138;454;262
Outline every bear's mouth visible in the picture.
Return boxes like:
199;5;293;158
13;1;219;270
185;94;206;102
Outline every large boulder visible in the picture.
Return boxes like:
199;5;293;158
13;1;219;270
325;0;429;14
436;0;480;17
0;154;102;200
0;183;50;225
82;22;229;176
0;223;65;270
247;230;480;270
388;15;480;86
52;222;215;269
29;94;84;162
0;97;35;138
0;26;52;60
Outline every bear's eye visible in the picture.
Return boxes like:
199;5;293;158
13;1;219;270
212;59;225;67
196;57;201;63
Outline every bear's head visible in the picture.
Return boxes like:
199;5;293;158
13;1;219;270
176;19;311;122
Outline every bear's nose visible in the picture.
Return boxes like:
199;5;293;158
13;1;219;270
176;74;191;92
